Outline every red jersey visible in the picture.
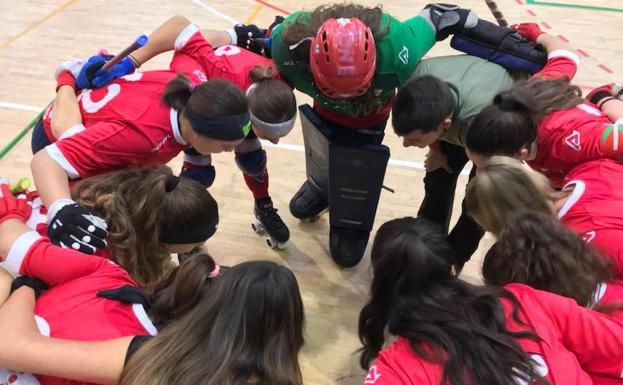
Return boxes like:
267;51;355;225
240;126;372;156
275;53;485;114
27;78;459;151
2;232;156;385
41;25;226;179
592;281;623;320
558;159;623;278
170;23;280;92
366;284;623;385
527;50;622;187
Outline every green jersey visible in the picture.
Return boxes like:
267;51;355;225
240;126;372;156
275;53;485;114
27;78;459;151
271;12;436;116
411;55;515;147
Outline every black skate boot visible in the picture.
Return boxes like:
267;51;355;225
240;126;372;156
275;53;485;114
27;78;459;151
252;197;290;249
329;226;370;268
289;181;328;220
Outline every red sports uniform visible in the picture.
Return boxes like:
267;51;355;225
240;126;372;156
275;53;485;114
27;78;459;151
558;159;623;278
2;232;156;385
170;23;280;91
528;50;622;187
593;281;623;319
365;284;623;385
42;23;278;179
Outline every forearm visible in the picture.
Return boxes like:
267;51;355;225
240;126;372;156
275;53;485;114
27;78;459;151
536;33;574;55
132;15;192;66
0;288;129;385
31;150;72;208
0;267;12;305
0;219;31;259
50;85;82;139
201;29;233;47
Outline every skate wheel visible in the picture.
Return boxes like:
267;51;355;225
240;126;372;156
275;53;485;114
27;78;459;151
266;237;288;249
251;219;265;233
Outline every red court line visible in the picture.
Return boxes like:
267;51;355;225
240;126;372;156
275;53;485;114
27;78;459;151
540;21;551;29
557;34;569;43
253;0;290;15
527;9;537;16
598;64;614;74
576;49;589;58
515;0;524;4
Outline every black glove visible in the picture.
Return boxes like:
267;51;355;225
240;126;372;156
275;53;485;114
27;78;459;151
47;200;108;254
419;3;479;41
11;276;49;299
267;16;285;36
231;24;267;55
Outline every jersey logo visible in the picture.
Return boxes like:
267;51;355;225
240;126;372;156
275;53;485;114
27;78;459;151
601;120;623;155
151;134;172;153
583;230;596;243
364;366;382;384
214;45;241;56
565;130;581;151
398;46;409;64
193;70;208;83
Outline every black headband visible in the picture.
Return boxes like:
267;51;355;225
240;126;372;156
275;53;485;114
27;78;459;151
185;108;251;141
160;216;219;245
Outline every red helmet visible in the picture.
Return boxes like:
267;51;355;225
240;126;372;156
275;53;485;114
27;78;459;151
310;18;376;99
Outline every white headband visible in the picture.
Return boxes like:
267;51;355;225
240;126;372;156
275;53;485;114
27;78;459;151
246;83;296;139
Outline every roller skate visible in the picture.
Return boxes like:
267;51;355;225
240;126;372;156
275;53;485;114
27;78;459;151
252;197;290;249
289;181;328;222
329;226;370;268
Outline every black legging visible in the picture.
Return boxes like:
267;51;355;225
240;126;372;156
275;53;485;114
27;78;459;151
417;140;484;268
31;118;52;154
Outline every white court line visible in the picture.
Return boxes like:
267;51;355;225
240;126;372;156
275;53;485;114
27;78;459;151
0;101;42;112
190;0;239;24
0;101;471;175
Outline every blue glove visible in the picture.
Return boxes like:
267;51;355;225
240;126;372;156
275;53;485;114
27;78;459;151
76;55;136;89
180;164;216;188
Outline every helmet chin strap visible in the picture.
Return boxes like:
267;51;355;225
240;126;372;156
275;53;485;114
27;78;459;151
288;37;313;51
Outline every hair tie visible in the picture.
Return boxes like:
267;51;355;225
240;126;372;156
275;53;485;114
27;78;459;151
208;264;220;278
165;176;180;192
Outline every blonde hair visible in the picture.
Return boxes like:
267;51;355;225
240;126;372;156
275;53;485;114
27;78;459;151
465;156;556;235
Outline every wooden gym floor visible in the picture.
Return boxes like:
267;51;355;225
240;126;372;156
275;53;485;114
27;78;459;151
0;0;621;383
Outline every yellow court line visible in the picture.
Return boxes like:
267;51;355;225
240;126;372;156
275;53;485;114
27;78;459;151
245;3;265;24
0;0;80;50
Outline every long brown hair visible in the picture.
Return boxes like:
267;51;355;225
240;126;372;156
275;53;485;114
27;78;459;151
466;77;583;157
150;252;225;329
248;66;296;124
465;156;556;235
483;210;612;307
359;217;546;385
73;166;218;288
121;261;304;385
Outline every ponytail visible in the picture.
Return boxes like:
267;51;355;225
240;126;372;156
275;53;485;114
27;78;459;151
249;65;275;82
150;252;224;329
162;74;193;111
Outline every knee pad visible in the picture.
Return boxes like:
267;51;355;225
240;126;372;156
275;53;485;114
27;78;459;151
451;19;547;73
181;165;216;188
235;149;267;178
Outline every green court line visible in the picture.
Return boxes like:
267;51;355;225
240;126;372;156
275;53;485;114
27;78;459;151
0;108;46;160
527;0;623;13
